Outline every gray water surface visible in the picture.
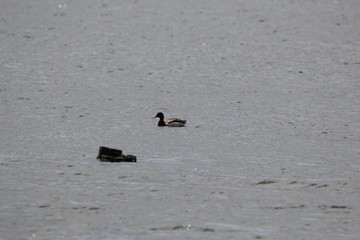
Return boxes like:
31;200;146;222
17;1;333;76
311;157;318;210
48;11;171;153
1;0;360;239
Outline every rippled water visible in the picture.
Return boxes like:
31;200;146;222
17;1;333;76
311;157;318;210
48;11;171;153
1;0;360;239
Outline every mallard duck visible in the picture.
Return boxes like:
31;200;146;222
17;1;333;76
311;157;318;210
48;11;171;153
153;112;186;127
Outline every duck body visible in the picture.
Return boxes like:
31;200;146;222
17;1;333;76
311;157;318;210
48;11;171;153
153;112;186;127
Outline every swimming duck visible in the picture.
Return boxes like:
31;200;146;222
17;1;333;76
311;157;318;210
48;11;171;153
153;112;186;127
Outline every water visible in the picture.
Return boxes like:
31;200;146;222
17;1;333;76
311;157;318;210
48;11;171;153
1;0;360;239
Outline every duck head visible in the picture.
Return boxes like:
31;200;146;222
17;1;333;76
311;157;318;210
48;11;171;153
153;112;164;120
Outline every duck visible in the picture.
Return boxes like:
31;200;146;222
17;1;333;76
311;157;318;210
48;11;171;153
153;112;187;127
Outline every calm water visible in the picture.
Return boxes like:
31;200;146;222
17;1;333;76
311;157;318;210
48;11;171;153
1;0;360;239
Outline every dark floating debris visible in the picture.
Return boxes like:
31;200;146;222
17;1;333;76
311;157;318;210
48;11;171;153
97;146;136;162
318;204;350;210
330;205;349;209
255;180;277;185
